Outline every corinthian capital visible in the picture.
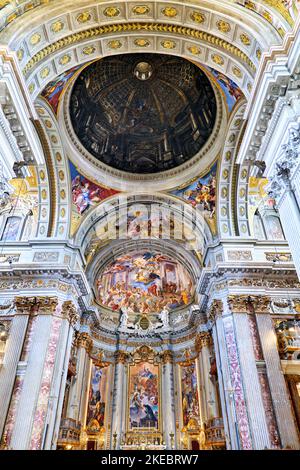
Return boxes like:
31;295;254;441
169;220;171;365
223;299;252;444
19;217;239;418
195;332;212;352
75;332;93;353
208;300;223;323
115;350;129;364
61;301;79;326
15;296;58;315
161;350;173;364
228;295;270;314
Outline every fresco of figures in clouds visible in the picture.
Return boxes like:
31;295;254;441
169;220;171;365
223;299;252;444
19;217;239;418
96;252;194;315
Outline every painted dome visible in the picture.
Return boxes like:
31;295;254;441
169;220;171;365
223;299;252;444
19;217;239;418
70;53;217;174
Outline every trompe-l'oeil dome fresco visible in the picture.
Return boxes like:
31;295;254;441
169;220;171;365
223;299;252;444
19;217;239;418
70;53;217;174
96;252;194;314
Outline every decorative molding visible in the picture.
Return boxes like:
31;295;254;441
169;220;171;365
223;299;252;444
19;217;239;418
22;22;256;78
227;250;253;261
33;252;59;262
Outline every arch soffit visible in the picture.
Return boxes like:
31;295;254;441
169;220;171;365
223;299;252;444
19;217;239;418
0;1;287;101
73;192;213;257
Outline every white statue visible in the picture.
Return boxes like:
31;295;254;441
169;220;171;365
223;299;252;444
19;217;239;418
119;307;129;328
159;306;170;328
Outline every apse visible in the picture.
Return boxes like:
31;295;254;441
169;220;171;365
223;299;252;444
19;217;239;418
69;53;217;174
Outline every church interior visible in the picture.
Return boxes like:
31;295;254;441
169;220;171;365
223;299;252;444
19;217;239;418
0;0;300;451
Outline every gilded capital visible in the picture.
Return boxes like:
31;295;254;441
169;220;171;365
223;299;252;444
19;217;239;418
208;300;223;322
161;350;173;364
15;296;58;315
61;301;79;326
195;332;212;353
228;295;271;314
115;350;129;364
76;332;93;353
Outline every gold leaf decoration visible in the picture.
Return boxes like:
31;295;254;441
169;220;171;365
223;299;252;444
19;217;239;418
17;48;24;61
212;54;224;65
187;45;201;55
240;33;251;46
217;20;231;33
82;45;96;55
59;54;71;65
162;7;178;17
51;21;64;33
190;11;205;23
134;38;150;47
28;83;35;94
108;39;122;49
233;66;242;78
103;6;120;17
30;33;41;46
132;5;150;15
161;40;176;49
76;11;92;23
40;67;50;79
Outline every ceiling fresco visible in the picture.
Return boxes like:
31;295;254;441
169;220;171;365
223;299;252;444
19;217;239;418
204;67;244;113
69;53;217;174
170;162;218;235
41;65;81;114
69;160;119;235
96;251;195;314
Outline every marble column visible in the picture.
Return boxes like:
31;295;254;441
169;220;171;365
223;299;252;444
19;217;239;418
227;296;271;450
1;297;79;450
111;351;128;449
276;182;300;280
0;300;31;441
44;301;79;450
256;312;300;449
195;332;219;422
162;351;176;449
4;297;58;450
210;301;237;450
66;332;93;427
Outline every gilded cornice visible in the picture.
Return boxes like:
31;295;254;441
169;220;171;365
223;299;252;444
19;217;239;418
22;22;256;77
